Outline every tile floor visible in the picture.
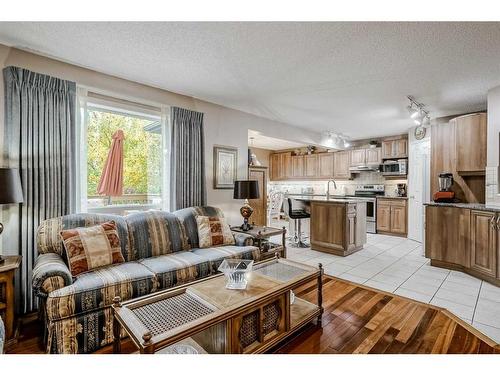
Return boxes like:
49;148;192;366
281;232;500;344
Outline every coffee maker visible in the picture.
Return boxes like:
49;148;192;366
396;183;407;197
433;172;455;202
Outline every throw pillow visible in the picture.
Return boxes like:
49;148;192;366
196;216;235;248
60;221;125;277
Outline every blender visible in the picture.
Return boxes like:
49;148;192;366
433;172;455;202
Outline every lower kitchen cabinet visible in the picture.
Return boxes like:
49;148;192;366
376;198;407;236
470;210;498;278
425;205;500;286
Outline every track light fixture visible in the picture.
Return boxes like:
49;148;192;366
407;95;430;126
323;131;351;149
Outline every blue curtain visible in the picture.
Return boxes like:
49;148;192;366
3;66;76;313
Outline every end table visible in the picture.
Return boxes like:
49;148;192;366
0;255;21;351
231;225;286;260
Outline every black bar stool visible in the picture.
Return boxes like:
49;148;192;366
285;198;310;248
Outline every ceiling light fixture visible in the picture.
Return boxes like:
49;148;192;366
407;95;430;126
323;131;351;149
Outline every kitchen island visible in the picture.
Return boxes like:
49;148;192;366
293;196;367;256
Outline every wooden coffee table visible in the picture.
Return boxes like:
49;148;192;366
112;257;323;354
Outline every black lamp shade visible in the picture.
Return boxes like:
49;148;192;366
0;168;23;204
233;180;259;199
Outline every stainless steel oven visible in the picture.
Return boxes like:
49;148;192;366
349;185;385;234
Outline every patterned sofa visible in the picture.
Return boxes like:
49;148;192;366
32;206;259;354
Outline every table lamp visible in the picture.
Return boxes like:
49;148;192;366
0;168;23;264
233;180;259;231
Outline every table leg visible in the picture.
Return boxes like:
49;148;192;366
113;314;121;353
317;263;324;327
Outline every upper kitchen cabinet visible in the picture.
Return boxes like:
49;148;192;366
304;154;319;178
291;155;304;178
366;147;382;165
269;152;292;181
350;149;366;166
333;150;352;179
382;138;408;159
454;113;487;175
317;153;334;178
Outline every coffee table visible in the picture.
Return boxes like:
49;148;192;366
112;257;323;354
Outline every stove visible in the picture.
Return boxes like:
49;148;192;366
347;185;385;234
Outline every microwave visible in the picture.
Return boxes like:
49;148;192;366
382;159;407;176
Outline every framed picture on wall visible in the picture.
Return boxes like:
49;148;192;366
213;145;238;189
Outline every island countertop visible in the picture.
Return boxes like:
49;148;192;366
424;201;500;213
291;195;365;204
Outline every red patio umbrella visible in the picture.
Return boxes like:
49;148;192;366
97;130;125;202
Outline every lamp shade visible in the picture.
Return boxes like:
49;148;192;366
0;168;23;204
233;180;259;199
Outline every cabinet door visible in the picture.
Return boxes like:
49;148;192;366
455;113;487;174
269;154;280;181
304;154;318;178
350;149;366;166
390;204;407;235
395;139;408;158
381;141;393;159
310;202;346;250
366;148;381;165
281;153;292;179
333;151;351;179
248;167;267;226
291;155;304;178
376;203;391;232
470;210;497;278
424;206;470;267
318;153;334;178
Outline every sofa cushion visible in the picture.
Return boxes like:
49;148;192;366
125;211;190;260
173;206;225;248
61;221;125;277
139;251;211;289
37;213;131;261
46;262;158;320
196;216;235;248
191;245;260;273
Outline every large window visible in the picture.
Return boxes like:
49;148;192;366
78;91;168;214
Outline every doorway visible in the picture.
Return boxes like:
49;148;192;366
408;138;430;242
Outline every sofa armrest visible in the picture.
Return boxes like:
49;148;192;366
32;253;73;298
233;232;255;247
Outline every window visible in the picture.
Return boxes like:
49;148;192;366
78;90;169;214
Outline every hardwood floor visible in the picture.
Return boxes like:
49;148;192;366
7;276;500;354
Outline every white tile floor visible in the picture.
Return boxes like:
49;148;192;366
282;232;500;344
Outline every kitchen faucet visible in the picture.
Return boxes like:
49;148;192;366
327;179;337;200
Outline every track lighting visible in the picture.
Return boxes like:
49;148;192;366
323;131;351;149
407;96;430;125
407;104;420;119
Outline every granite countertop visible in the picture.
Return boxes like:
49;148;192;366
424;201;500;213
292;195;365;204
378;196;408;200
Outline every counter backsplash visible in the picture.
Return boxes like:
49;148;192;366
269;173;407;197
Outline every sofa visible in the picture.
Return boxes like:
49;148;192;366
32;206;260;354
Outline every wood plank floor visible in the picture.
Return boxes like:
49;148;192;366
7;276;500;354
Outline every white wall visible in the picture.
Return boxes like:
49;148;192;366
0;44;324;227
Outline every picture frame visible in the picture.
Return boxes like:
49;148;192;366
213;145;238;189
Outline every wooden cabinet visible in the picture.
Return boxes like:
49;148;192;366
470;210;497;278
310;201;366;256
425;206;470;267
455;113;487;175
270;152;292;181
376;198;407;236
248;166;267;227
317;153;334;178
350;149;366;166
333;151;351;179
303;154;318;178
366;148;382;165
431;113;486;203
291;155;304;178
382;138;408;159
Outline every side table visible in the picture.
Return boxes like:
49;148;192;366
0;255;21;350
231;225;286;260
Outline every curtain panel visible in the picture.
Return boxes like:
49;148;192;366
3;66;76;313
170;106;206;210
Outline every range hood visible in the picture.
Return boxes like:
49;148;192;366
348;165;381;173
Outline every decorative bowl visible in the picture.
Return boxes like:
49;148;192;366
218;259;254;289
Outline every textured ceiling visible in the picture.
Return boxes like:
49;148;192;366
0;22;498;139
248;130;306;150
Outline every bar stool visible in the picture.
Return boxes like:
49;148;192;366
285;198;310;248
